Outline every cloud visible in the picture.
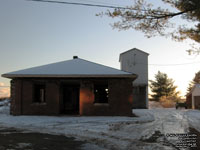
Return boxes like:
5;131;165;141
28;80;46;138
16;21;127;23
0;88;10;98
0;82;4;86
0;82;10;98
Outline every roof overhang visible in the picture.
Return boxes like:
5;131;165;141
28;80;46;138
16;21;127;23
2;74;137;79
1;57;138;80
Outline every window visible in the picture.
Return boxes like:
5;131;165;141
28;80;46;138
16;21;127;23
94;84;109;103
133;86;146;94
34;84;46;103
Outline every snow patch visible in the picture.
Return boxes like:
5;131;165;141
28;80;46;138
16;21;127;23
0;101;200;150
16;143;32;149
0;99;10;115
185;110;200;132
148;101;163;109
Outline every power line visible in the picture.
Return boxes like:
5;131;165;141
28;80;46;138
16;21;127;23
27;0;170;14
27;0;132;10
134;61;200;66
72;0;120;6
149;61;200;66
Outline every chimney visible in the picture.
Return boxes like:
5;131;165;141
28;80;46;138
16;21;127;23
73;56;78;59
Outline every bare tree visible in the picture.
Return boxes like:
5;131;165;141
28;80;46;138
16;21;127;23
99;0;200;45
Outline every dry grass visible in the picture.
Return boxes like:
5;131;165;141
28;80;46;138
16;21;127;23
160;100;175;108
159;96;176;108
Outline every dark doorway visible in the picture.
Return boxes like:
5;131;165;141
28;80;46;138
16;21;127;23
61;84;80;115
194;96;200;109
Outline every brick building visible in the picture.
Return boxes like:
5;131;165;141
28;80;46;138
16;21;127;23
2;57;136;116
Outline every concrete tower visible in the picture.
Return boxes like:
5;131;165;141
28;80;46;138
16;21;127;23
119;48;149;108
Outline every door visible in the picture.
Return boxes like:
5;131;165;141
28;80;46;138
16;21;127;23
194;96;200;109
62;84;80;114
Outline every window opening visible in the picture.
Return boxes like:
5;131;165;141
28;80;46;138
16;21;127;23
34;84;46;103
94;84;108;103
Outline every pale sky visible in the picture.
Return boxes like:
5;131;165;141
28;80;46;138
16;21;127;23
0;0;200;97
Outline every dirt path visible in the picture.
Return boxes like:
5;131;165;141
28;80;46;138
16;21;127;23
0;128;86;150
189;128;200;150
137;109;200;150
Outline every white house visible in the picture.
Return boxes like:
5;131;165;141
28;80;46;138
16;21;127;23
119;48;149;109
191;84;200;109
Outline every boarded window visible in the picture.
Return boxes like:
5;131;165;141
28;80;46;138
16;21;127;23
34;84;46;103
94;84;109;103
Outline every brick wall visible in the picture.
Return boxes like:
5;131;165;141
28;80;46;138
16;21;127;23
10;79;22;115
80;79;133;116
11;79;60;115
11;78;134;116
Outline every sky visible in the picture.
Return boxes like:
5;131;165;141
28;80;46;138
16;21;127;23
0;0;200;98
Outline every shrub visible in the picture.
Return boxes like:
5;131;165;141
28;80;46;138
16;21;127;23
159;96;177;108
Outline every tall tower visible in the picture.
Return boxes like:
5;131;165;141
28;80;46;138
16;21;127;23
119;48;149;108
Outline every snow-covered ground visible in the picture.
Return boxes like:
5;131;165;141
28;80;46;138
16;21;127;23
0;99;199;150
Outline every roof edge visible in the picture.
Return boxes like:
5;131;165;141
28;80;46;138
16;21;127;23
2;74;137;79
119;48;149;62
2;58;135;77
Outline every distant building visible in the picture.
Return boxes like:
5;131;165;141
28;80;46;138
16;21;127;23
186;84;200;109
2;57;136;116
119;48;149;109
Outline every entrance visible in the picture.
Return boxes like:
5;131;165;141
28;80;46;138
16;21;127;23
194;96;200;109
61;84;80;115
